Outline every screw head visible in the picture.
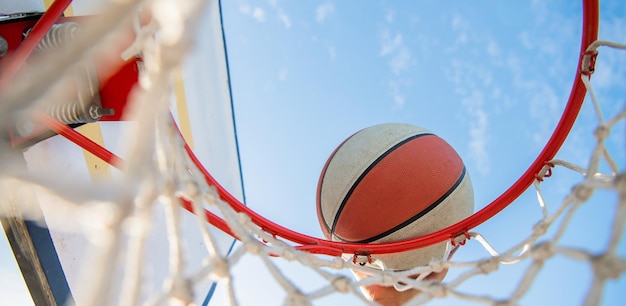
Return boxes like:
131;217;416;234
0;36;8;57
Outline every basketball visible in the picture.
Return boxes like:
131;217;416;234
316;123;474;270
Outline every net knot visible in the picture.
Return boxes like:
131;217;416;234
428;259;447;274
280;248;297;261
210;256;230;280
162;177;176;196
284;290;310;306
245;241;262;255
332;257;345;269
204;185;220;205
592;254;626;280
493;300;515;306
166;276;193;306
427;283;448;298
236;211;252;225
181;179;200;199
532;220;548;236
331;276;352;293
530;242;554;261
572;184;594;203
380;271;397;287
594;124;610;141
478;258;500;274
616;172;626;197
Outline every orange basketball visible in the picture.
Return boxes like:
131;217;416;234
316;123;474;269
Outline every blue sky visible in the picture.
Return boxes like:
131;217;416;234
219;1;626;305
1;0;625;305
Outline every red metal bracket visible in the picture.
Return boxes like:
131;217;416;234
0;14;140;148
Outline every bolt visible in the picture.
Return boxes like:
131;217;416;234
87;104;115;121
87;104;103;121
0;36;8;57
15;117;34;137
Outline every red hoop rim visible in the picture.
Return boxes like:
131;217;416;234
188;0;600;256
190;0;599;256
28;0;600;257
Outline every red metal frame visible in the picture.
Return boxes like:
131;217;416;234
0;0;72;84
13;0;600;257
1;9;140;148
98;59;141;121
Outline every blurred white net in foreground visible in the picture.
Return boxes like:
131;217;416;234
1;0;625;305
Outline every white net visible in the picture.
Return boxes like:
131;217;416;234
1;0;625;305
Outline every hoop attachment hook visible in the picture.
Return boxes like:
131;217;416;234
352;253;373;266
535;161;555;182
581;49;599;76
451;231;471;247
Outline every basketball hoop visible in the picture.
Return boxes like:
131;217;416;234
1;0;624;305
26;0;602;257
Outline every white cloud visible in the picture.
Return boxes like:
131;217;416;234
239;4;266;23
277;8;291;28
239;4;252;15
269;0;291;29
327;46;336;60
379;32;401;56
389;81;406;109
379;31;412;75
464;92;490;175
239;3;251;14
446;13;471;53
528;82;559;145
445;37;467;55
389;48;411;75
446;33;468;54
451;13;469;32
518;31;533;50
486;40;500;57
530;0;548;23
507;52;564;147
279;67;288;81
385;9;395;24
253;8;266;22
316;2;335;23
409;15;420;28
379;30;413;109
445;59;492;175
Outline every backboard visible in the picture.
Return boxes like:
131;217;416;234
0;0;243;305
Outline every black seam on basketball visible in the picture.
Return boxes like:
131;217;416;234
319;133;359;237
318;169;335;238
330;133;435;237
318;195;333;238
352;166;467;244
